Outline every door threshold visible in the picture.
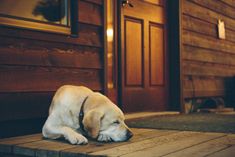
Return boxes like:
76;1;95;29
125;111;180;120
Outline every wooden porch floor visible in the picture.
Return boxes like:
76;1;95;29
0;128;234;157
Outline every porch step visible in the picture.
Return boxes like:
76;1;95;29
125;111;180;120
0;128;234;157
0;128;169;157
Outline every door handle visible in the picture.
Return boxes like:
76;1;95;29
122;0;134;7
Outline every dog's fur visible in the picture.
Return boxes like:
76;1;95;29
42;85;133;144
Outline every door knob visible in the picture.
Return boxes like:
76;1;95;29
122;0;134;7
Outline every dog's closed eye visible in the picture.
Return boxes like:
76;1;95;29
113;120;120;124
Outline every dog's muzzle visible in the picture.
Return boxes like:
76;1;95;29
126;130;133;140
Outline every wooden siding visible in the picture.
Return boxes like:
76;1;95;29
0;0;104;137
181;0;235;99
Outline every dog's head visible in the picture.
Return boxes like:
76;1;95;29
83;97;133;142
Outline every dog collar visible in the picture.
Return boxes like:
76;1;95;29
79;96;89;134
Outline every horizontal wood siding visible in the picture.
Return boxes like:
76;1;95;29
181;0;235;99
0;0;104;134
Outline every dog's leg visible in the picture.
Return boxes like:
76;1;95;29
42;123;88;145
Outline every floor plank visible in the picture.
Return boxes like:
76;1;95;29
0;134;42;145
162;134;235;157
90;131;211;156
61;129;176;157
0;134;42;153
206;145;235;157
14;139;77;157
117;132;226;157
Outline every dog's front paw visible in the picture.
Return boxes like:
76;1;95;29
97;134;112;142
66;133;88;145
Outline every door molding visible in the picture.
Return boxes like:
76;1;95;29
167;0;183;112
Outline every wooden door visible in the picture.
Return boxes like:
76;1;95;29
120;0;168;112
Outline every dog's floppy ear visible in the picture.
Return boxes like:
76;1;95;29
83;110;104;139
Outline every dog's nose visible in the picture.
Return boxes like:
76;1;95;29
126;130;133;139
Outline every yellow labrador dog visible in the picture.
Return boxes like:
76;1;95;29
42;85;133;144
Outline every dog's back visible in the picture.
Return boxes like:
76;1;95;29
49;85;92;115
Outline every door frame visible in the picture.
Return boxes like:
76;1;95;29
104;0;183;112
167;0;183;112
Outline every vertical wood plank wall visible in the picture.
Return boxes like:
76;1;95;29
0;0;104;137
181;0;235;100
